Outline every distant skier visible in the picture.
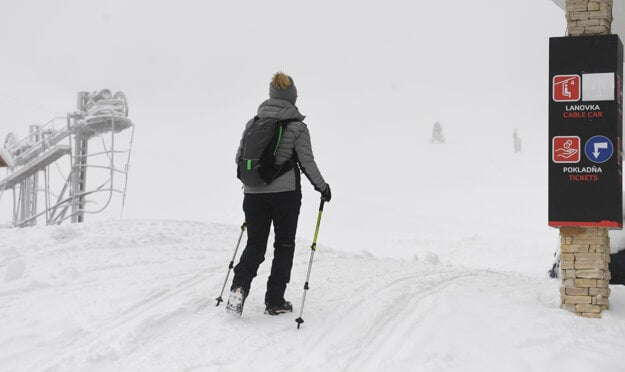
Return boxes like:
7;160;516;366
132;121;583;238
513;128;522;153
228;72;331;316
430;122;445;144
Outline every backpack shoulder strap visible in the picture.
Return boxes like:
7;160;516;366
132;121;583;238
270;118;303;181
278;118;301;125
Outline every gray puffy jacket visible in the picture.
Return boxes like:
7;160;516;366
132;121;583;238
236;99;327;194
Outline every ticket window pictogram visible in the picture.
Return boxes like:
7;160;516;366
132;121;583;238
553;136;581;163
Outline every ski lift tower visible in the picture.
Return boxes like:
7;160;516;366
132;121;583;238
0;89;134;227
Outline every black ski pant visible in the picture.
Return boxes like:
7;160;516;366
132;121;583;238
232;190;301;306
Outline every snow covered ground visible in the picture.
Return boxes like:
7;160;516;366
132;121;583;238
1;216;625;371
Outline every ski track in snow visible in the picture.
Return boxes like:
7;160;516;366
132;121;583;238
1;220;625;371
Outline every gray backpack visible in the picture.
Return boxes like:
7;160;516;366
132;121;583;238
237;116;298;186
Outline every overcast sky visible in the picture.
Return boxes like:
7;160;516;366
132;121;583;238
0;0;567;122
0;0;568;228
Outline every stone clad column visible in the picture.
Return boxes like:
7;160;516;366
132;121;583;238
566;0;613;35
557;0;615;319
560;227;611;317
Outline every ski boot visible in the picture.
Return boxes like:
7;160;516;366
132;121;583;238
264;300;293;315
226;287;247;316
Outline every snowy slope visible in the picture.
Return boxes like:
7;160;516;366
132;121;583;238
2;220;625;372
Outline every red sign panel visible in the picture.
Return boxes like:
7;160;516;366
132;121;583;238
552;136;581;163
553;75;581;102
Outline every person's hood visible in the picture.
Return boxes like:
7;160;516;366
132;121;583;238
257;99;305;122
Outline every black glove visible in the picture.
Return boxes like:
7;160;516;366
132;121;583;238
321;184;331;202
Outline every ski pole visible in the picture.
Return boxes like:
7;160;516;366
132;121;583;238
295;199;325;329
215;221;246;306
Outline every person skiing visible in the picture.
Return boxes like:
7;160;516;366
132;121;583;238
227;72;331;316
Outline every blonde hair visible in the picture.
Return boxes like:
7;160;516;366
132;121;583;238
271;72;292;89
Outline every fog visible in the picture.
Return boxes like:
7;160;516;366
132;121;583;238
0;0;566;253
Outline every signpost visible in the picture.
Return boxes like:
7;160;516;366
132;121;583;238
549;34;624;227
